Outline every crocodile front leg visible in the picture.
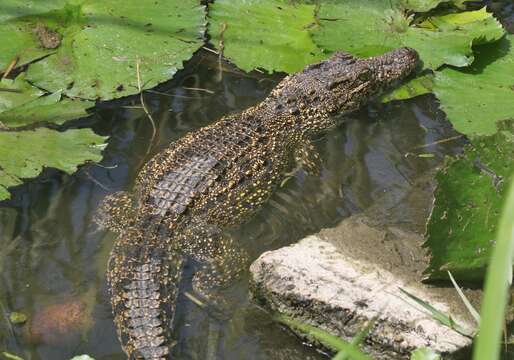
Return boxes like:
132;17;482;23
294;140;322;176
178;221;249;315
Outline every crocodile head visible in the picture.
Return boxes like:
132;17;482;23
324;47;419;111
269;47;419;135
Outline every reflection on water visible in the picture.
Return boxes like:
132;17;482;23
0;50;464;359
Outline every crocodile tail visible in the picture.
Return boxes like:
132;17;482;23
108;237;183;360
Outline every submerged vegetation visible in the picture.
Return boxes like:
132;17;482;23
0;0;513;359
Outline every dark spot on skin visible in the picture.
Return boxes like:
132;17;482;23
117;84;124;91
289;107;300;115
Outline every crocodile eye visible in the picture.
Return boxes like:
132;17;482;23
358;69;371;81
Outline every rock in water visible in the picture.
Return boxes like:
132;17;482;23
249;215;476;359
26;297;93;345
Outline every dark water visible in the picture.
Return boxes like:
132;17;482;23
0;51;465;360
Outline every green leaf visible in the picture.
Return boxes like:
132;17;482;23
9;311;27;324
399;0;447;12
0;128;107;201
312;2;505;70
208;0;324;73
0;74;93;128
0;1;68;69
399;0;468;12
473;175;514;359
0;0;205;100
424;121;514;281
434;35;514;136
410;347;441;360
0;74;44;112
381;73;434;102
0;92;93;128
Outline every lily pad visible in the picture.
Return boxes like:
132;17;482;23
0;128;107;201
9;311;27;325
400;0;469;12
0;1;67;70
434;35;514;136
400;0;448;13
0;0;205;100
424;121;514;281
381;73;434;102
0;74;92;128
209;0;324;73
0;92;93;128
0;74;44;112
410;347;441;360
312;2;504;70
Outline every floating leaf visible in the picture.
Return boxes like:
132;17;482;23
399;0;447;12
0;74;93;128
0;0;206;100
312;2;504;70
424;121;514;281
434;35;514;136
0;128;107;201
381;73;434;102
0;92;93;128
0;74;44;112
209;0;324;73
410;347;441;360
9;312;27;325
0;1;67;69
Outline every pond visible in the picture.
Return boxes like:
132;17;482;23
0;50;465;359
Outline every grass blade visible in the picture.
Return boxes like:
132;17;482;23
274;314;372;360
399;288;471;337
333;317;376;360
447;270;480;324
473;176;514;360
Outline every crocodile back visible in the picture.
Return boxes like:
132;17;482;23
135;103;301;230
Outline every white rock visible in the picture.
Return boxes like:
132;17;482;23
250;215;477;359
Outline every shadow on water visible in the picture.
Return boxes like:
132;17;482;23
0;50;465;359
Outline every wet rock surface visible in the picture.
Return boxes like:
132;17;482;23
25;296;93;345
249;174;480;359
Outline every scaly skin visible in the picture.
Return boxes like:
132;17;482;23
97;48;419;359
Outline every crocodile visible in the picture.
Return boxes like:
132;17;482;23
97;47;419;359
